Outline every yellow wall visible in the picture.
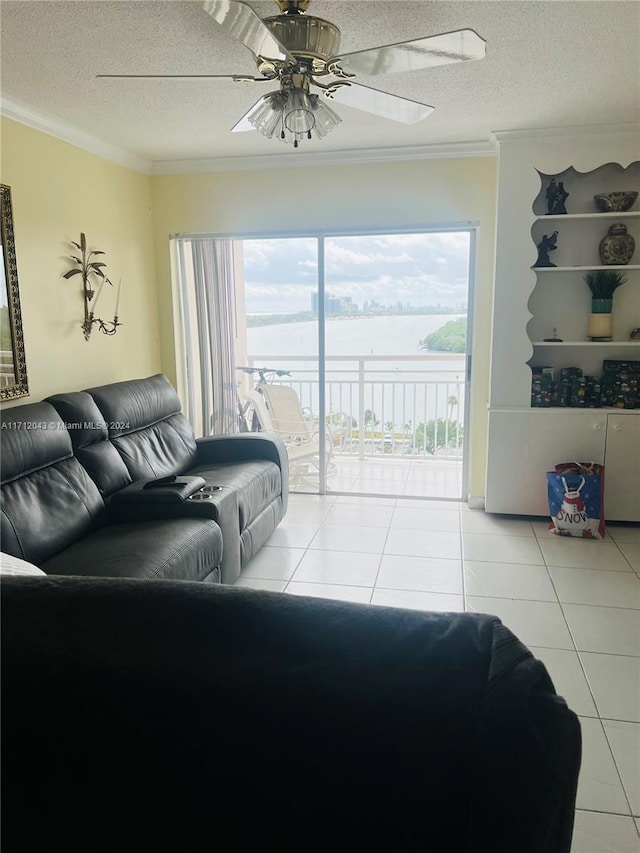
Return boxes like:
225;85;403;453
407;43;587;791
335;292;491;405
152;157;497;499
0;118;161;406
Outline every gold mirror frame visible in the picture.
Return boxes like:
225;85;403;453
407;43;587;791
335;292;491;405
0;185;28;400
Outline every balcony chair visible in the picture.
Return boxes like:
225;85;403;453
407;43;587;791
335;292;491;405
242;383;335;487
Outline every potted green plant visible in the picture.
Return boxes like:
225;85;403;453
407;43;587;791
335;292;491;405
583;269;628;340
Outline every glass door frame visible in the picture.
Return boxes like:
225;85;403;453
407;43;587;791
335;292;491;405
177;221;478;500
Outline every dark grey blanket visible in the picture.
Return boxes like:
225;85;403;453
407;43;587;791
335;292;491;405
1;575;580;852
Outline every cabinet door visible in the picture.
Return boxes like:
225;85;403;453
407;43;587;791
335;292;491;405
486;411;607;515
604;414;640;522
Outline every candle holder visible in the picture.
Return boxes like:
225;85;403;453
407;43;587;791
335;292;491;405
63;233;122;341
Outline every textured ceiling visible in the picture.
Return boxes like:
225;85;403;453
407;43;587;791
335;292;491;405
1;0;638;166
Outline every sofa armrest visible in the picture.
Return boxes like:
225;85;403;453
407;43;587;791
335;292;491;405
195;433;289;510
106;484;240;584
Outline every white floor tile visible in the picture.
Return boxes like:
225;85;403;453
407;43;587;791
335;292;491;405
371;588;464;613
579;653;640;723
267;524;319;548
385;528;462;560
460;512;535;537
539;538;633;572
465;596;574;650
323;504;395;527
287;493;334;504
563;605;640;657
332;495;397;507
571;810;640;852
395;498;461;511
282;503;332;525
603;720;640;816
462;533;544;565
285;582;372;604
240;546;305;581
291;550;380;587
309;523;388;554
550;567;640;610
391;507;461;532
233;577;287;593
376;554;463;595
608;526;640;545
618;544;640;572
529;647;598;718
577;717;630;815
464;561;557;602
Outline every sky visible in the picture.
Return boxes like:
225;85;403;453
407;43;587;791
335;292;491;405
240;231;471;314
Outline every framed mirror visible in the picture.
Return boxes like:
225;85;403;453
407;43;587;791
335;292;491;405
0;185;28;401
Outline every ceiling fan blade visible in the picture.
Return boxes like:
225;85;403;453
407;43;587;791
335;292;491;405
202;0;292;62
334;29;486;76
326;83;434;124
96;74;264;81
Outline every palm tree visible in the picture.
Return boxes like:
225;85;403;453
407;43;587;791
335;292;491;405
363;409;379;440
447;394;458;422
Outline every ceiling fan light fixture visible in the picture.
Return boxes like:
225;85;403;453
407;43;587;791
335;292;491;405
246;91;287;138
283;88;315;134
309;95;341;139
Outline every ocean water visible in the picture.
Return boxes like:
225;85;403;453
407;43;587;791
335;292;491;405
245;314;466;429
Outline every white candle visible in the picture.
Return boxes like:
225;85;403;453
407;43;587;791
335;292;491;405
114;279;122;318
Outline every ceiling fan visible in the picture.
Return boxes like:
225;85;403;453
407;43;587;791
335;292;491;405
98;0;486;148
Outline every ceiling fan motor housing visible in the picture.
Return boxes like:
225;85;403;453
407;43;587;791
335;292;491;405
263;14;341;62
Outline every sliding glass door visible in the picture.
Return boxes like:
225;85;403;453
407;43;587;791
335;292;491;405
234;227;473;499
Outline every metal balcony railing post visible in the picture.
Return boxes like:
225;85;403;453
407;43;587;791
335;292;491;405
358;359;365;461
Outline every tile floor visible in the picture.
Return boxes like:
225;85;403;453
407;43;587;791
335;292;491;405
234;494;640;852
292;455;464;499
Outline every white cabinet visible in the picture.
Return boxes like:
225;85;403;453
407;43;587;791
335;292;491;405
604;413;640;521
486;409;638;521
486;127;640;520
486;410;606;516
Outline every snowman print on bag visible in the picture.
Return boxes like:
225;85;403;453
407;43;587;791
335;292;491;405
555;476;590;535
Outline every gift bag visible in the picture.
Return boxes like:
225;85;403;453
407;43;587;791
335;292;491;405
547;462;605;539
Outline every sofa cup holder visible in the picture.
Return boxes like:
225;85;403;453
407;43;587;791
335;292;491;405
188;485;223;502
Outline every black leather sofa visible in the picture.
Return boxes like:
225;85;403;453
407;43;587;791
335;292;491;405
0;374;288;584
1;573;581;852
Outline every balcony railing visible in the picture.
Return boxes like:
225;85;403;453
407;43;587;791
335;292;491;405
245;354;466;461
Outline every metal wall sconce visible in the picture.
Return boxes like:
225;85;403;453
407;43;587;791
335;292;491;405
63;233;122;341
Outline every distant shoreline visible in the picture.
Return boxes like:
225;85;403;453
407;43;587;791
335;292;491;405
247;308;465;328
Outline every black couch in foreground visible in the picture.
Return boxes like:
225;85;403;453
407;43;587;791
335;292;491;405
0;374;288;584
1;574;581;852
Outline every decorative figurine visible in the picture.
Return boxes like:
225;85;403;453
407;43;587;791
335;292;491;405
545;178;558;214
535;231;559;267
545;177;569;214
551;181;569;214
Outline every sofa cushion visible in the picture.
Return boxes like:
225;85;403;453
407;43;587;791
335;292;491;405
42;518;222;582
187;460;282;531
86;374;198;479
1;402;105;564
46;391;132;497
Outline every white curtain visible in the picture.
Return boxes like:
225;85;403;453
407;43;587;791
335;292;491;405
174;237;241;437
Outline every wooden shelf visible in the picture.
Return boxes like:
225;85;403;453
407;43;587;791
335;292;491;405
535;211;640;221
533;265;640;272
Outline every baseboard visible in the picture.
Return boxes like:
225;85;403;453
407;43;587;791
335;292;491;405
467;496;486;510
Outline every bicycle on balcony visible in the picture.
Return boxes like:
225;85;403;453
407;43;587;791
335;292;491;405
237;366;336;487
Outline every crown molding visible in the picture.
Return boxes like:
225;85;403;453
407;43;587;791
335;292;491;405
151;139;497;175
1;95;496;174
491;123;640;143
1;96;152;174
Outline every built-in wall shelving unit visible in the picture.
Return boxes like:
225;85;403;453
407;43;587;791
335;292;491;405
485;128;640;520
